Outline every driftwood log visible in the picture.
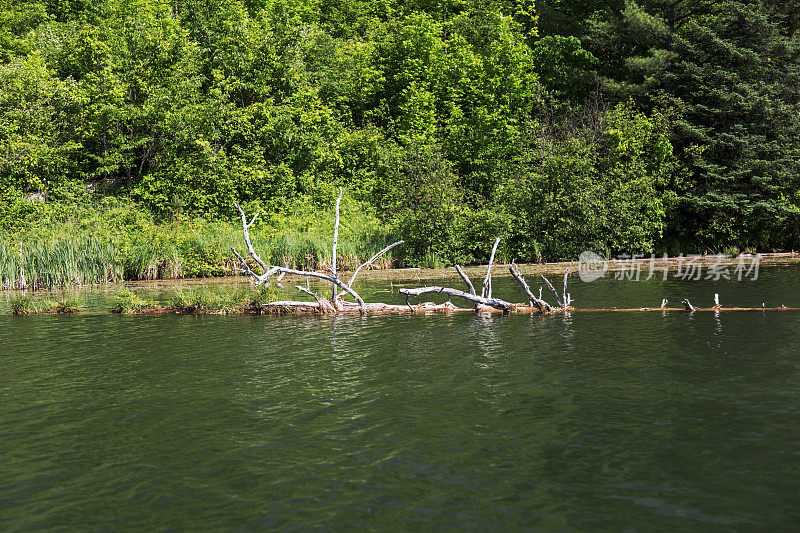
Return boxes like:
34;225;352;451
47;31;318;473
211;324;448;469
398;286;512;312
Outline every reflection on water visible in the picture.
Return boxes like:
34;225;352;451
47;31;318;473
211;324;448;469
1;273;800;530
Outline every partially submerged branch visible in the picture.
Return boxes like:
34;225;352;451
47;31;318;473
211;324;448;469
510;264;552;313
455;265;476;296
273;266;366;310
399;286;512;312
541;274;563;308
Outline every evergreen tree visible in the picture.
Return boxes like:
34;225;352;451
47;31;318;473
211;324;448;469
586;0;800;249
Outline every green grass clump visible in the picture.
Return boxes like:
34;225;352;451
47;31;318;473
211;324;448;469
51;296;82;314
169;287;253;314
112;289;153;314
414;251;446;269
246;284;281;313
9;293;83;315
10;294;36;315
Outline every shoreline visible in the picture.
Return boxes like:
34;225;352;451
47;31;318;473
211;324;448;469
3;251;798;293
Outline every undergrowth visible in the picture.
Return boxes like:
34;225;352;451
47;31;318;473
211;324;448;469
1;196;399;290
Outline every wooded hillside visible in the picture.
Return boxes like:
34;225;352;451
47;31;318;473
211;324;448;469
1;0;798;264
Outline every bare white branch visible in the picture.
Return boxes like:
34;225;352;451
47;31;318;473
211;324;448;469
454;265;476;296
231;247;279;286
346;240;404;289
509;264;552;313
331;187;342;300
399;286;511;311
481;237;501;299
233;202;269;273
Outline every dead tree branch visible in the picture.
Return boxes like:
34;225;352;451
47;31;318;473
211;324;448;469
231;247;280;286
233;202;269;273
541;274;563;307
509;264;552;313
399;286;511;312
481;237;501;299
346;240;404;289
331;188;342;300
455;265;476;296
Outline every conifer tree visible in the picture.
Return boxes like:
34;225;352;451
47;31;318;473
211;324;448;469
585;0;800;249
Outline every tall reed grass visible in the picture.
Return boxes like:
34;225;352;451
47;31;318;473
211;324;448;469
1;196;402;290
1;235;121;290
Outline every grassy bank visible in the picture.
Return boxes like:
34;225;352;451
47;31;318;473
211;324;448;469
1;197;399;290
7;285;283;315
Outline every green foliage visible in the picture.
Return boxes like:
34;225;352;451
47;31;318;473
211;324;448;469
500;102;676;260
0;0;798;265
380;140;461;262
532;35;597;102
10;293;35;315
111;288;153;313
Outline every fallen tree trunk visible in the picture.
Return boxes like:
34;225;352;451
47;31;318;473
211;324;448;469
230;201;794;319
232;195;368;312
296;285;337;314
399;286;512;312
271;266;366;311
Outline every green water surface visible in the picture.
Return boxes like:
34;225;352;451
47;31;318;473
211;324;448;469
1;269;799;531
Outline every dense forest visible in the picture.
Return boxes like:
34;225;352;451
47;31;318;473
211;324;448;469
1;0;799;276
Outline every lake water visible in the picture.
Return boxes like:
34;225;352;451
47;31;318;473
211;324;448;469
2;265;799;530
